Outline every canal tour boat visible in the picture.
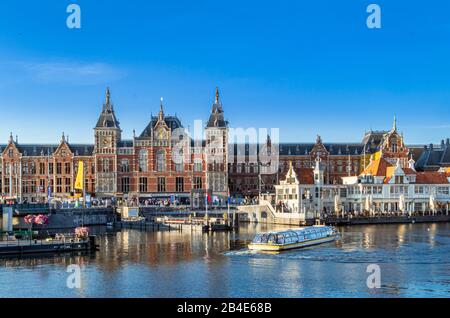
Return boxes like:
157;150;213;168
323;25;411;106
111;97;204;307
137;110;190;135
248;226;338;251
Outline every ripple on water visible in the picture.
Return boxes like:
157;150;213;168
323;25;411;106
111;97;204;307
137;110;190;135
223;240;450;265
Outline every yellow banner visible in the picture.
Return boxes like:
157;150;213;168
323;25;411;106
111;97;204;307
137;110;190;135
74;161;84;191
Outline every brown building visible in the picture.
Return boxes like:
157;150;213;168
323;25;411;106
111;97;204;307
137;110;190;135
228;118;428;198
1;89;448;203
0;88;227;206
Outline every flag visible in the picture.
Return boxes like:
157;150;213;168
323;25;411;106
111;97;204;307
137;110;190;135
74;161;84;191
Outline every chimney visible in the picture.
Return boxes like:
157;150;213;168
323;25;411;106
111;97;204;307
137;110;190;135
446;138;449;146
429;143;433;150
441;140;445;148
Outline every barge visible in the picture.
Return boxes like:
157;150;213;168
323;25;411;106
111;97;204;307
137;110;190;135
0;235;98;256
248;226;338;251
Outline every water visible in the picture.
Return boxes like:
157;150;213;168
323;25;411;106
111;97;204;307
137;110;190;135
0;223;449;297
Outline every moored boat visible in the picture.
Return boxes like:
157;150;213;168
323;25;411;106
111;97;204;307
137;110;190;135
248;226;338;251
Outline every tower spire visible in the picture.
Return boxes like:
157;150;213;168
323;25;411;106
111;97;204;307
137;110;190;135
158;97;164;121
393;115;397;131
105;87;111;106
215;87;220;104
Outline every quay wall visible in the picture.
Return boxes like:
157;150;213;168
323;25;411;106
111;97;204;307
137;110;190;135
237;205;450;226
326;214;450;226
13;208;115;230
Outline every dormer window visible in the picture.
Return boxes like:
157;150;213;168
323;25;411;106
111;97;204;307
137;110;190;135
391;143;397;153
394;176;404;184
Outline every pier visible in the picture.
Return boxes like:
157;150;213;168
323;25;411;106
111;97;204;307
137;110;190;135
0;233;97;256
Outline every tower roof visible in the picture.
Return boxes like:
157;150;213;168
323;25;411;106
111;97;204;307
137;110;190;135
95;87;120;129
206;87;227;128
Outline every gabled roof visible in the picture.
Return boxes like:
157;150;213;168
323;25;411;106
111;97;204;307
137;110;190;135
139;115;183;138
362;157;392;177
280;165;314;185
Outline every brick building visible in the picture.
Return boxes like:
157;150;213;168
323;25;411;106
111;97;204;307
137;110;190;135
0;88;448;203
0;88;226;205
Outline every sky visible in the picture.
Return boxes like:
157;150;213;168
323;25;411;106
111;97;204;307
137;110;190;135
0;0;450;145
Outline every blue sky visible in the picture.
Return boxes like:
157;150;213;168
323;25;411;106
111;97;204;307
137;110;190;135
0;0;450;144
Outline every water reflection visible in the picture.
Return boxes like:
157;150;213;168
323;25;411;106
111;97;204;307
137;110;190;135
0;223;449;297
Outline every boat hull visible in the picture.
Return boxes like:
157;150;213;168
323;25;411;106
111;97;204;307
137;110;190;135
248;234;337;251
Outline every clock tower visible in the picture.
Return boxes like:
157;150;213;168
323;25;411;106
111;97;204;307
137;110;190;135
94;87;121;196
205;87;229;201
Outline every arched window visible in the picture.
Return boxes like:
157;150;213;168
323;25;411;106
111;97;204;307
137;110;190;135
156;150;166;172
139;149;148;172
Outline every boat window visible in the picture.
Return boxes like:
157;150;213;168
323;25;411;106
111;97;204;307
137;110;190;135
253;234;262;243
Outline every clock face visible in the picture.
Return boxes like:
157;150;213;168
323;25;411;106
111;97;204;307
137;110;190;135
157;128;166;140
103;137;110;147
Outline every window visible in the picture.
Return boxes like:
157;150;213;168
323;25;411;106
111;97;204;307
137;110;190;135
39;162;45;175
157;177;166;192
121;177;130;193
193;176;202;189
65;178;71;193
56;178;63;193
174;150;184;172
194;162;202;172
49;163;54;174
56;162;62;174
39;179;45;192
139;177;148;192
4;178;10;194
121;159;130;173
391;143;397;153
65;162;71;174
31;180;36;193
156;150;166;172
176;177;184;192
30;162;36;174
139;149;148;172
102;159;110;173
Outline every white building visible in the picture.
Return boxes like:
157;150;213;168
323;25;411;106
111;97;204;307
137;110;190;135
342;156;450;215
261;156;450;218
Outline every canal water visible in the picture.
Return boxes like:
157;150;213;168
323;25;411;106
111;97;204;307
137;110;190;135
0;223;449;297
